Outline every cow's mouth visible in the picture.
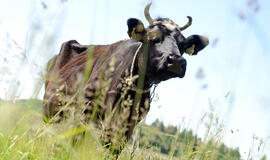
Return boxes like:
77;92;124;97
167;62;186;78
149;61;186;83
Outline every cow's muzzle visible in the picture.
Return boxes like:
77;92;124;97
167;58;187;78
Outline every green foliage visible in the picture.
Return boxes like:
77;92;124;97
137;119;241;160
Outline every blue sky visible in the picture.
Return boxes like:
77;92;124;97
0;0;270;159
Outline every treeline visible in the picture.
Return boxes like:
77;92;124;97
137;119;242;160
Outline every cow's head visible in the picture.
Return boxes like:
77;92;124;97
127;2;209;84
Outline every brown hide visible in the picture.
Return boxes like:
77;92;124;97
43;39;150;147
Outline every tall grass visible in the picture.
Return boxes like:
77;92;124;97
0;100;173;160
0;101;104;160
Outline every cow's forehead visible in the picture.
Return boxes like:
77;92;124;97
152;18;179;31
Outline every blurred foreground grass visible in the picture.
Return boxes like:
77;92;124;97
0;99;252;160
0;100;104;160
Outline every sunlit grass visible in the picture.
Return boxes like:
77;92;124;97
0;100;250;160
0;101;105;160
0;100;175;160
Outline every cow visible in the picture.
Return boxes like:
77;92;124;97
43;2;209;156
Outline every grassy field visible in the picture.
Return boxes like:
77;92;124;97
0;99;258;160
0;100;170;160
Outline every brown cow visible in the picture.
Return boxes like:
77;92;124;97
43;2;209;155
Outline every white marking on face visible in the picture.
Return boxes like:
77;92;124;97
153;19;178;31
163;23;177;31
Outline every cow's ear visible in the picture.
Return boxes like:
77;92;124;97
184;35;209;56
127;18;146;41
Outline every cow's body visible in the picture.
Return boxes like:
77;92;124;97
43;2;209;155
43;39;151;146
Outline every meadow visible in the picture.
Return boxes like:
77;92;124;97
0;99;262;160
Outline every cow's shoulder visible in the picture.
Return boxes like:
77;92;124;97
106;39;142;58
115;39;142;49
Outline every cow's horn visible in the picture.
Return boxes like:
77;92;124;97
179;16;192;31
144;2;154;25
